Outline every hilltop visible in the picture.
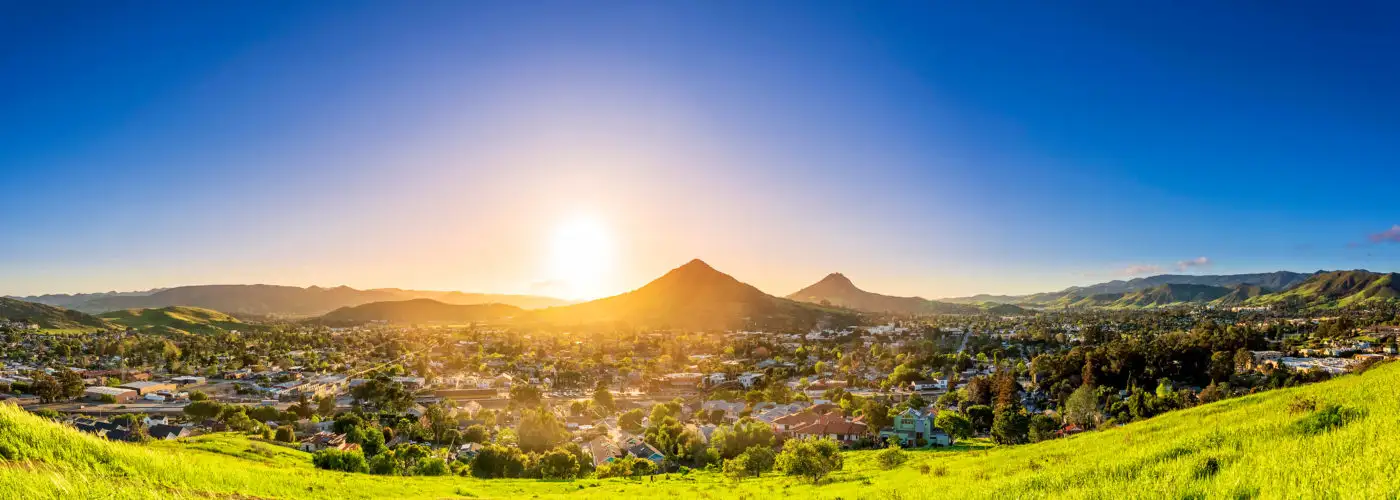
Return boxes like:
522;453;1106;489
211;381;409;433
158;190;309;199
1109;283;1233;308
787;273;979;315
529;259;860;330
1246;270;1400;308
98;306;245;335
319;299;524;324
4;361;1400;498
0;297;112;332
48;284;567;317
945;271;1314;306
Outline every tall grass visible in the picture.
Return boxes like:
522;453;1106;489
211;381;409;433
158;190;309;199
3;363;1399;498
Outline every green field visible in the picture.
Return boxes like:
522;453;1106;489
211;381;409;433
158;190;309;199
3;363;1399;498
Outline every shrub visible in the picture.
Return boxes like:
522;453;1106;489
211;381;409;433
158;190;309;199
875;444;907;470
312;449;368;473
1292;404;1365;435
1287;396;1317;415
274;426;296;443
538;448;580;480
415;457;451;476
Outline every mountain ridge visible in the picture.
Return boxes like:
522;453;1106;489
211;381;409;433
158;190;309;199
787;272;980;315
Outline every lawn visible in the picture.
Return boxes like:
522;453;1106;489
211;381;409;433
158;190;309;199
2;363;1399;498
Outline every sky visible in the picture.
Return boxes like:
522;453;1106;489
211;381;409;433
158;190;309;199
2;1;1400;300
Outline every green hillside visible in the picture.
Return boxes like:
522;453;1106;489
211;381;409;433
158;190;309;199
1109;284;1233;308
5;362;1400;498
98;306;244;335
319;299;524;324
0;297;113;332
1246;270;1400;308
1210;284;1271;307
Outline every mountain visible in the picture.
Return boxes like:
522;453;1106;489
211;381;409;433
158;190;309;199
946;271;1315;306
319;299;523;324
1246;270;1400;308
0;298;113;331
1210;284;1271;306
11;289;166;308
529;259;860;330
787;273;979;315
99;306;245;335
1109;284;1233;308
2;359;1397;498
58;284;566;317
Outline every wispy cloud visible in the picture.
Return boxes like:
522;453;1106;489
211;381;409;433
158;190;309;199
1368;225;1400;244
1122;264;1164;276
1175;256;1211;271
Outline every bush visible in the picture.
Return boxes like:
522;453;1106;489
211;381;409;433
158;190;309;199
415;457;451;476
469;445;528;478
312;449;368;473
538;448;580;479
595;455;656;478
1292;404;1365;435
1028;414;1059;443
875;444;907;470
775;436;843;485
274;426;296;443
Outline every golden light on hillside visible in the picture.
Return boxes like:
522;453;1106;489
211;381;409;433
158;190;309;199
546;213;615;300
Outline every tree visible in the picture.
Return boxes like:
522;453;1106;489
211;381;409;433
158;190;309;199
470;445;528;478
964;376;992;406
966;405;994;434
415;457;450;476
275;426;296;443
1209;351;1233;383
360;427;385;457
463;424;490;444
775;436;844;485
538;448;580;479
1064;384;1100;429
875;439;907;470
1028;414;1059;443
618;409;645;434
317;396;337;417
57;370;85;400
991;407;1029;445
1234;348;1254;374
935;412;972;444
861;400;893;437
517;408;568;453
32;373;63;403
189;390;209;402
722;445;775;481
592;383;616;414
509;385;543;408
184;400;223;420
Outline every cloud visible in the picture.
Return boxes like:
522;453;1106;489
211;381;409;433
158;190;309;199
1176;256;1211;271
1368;225;1400;244
1122;264;1164;276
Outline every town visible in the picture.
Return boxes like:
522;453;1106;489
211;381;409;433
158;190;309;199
2;302;1395;481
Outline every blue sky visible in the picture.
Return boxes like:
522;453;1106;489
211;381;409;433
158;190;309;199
2;1;1399;298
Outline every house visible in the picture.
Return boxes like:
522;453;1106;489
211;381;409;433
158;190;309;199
83;386;138;403
299;432;349;452
878;408;949;447
787;413;867;445
583;438;621;468
390;376;427;390
909;379;946;392
626;441;665;465
118;381;177;396
147;424;191;440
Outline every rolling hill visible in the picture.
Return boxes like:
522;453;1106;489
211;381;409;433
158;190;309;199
55;284;566;317
529;259;860;330
0;298;112;332
98;306;246;335
1246;270;1400;308
787;273;979;315
319;299;524;324
3;360;1400;498
945;271;1315;306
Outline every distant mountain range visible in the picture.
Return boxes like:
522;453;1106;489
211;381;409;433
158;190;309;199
10;285;567;317
786;273;983;315
319;299;524;324
526;259;861;330
944;271;1317;307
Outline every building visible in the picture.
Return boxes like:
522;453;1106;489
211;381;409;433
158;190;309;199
171;376;207;386
118;381;176;396
83;386;138;403
788;413;867;445
878;408;950;447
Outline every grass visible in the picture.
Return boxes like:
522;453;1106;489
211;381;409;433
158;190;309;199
98;306;244;335
4;363;1400;498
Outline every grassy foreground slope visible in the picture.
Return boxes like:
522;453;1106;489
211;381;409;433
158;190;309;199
99;306;245;335
4;364;1400;498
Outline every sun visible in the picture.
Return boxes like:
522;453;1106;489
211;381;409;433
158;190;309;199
546;214;615;300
